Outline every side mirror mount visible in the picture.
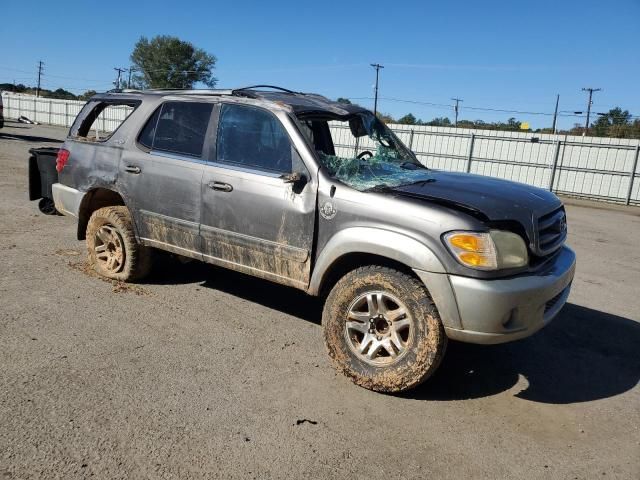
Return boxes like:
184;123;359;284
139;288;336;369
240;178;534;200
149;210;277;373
280;172;308;192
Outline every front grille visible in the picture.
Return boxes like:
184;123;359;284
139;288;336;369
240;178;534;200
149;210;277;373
536;207;567;256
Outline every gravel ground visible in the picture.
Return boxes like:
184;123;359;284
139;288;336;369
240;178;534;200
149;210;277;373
1;120;639;479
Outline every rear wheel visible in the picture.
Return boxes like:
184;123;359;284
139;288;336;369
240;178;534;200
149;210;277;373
322;265;447;393
86;206;151;282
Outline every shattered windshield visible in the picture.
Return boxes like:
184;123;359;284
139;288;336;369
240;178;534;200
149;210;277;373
297;112;432;191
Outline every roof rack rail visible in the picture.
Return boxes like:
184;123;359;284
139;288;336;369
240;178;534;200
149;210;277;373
232;85;301;95
148;88;234;96
107;88;235;96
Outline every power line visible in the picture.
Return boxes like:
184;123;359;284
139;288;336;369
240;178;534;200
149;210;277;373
346;96;640;120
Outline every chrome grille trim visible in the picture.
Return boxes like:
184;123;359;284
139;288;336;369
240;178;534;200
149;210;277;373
536;206;567;256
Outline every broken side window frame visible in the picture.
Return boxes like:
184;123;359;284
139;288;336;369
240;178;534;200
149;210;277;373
69;100;141;143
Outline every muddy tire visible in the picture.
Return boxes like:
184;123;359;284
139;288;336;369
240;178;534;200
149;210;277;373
86;206;152;282
322;266;447;393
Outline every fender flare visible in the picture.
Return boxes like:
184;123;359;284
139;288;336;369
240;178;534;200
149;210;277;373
308;227;446;296
76;187;138;240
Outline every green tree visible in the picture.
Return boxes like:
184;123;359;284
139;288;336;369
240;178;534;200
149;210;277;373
130;35;217;89
79;90;97;101
48;88;77;100
397;113;418;125
336;97;352;104
592;107;632;137
376;112;395;123
0;83;27;93
507;117;521;130
425;117;451;127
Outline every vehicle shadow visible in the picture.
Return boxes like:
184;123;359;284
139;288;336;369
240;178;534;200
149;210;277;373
146;259;640;404
0;131;63;143
146;256;324;323
408;303;640;404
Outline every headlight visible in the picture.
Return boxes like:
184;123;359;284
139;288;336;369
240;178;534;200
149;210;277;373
443;230;528;270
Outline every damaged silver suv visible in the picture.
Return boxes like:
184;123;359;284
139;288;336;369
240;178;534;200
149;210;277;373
51;86;575;392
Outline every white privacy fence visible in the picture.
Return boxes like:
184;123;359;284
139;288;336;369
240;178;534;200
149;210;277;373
3;91;639;205
1;92;132;133
332;123;640;205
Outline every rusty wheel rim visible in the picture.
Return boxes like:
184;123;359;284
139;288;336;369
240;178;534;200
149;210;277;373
344;291;412;366
94;225;125;274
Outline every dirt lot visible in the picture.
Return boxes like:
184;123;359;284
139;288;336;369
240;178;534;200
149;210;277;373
1;120;639;479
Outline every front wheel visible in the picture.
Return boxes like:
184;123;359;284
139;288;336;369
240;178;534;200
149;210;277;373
322;266;447;393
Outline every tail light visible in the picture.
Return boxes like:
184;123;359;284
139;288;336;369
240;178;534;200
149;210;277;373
55;149;70;172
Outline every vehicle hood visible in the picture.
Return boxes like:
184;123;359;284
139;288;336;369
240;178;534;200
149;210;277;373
394;171;562;248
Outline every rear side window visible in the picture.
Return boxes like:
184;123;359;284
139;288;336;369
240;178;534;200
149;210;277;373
216;104;292;173
139;102;212;158
71;101;138;141
138;107;161;149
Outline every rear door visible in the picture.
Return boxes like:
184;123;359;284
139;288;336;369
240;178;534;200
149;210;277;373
200;103;316;289
118;101;214;257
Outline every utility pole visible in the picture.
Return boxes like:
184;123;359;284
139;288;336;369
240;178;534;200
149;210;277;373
370;63;384;117
552;94;560;134
127;67;135;89
113;67;126;89
581;87;601;136
36;61;44;98
451;97;463;127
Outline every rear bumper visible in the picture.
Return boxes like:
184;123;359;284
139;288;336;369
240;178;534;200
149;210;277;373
52;183;84;218
416;246;576;345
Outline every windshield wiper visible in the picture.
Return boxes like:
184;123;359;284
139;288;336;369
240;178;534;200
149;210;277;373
366;177;436;193
400;161;428;170
365;184;395;193
397;178;436;188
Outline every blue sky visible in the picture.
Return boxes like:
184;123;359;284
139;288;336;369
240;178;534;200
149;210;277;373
1;0;638;129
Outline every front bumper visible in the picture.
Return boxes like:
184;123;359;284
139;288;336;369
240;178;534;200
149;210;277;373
416;246;576;345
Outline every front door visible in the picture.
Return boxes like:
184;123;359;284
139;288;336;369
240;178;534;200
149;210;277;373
200;103;316;289
119;101;214;257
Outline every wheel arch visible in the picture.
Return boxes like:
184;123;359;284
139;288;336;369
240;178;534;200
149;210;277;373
77;188;129;240
308;227;446;297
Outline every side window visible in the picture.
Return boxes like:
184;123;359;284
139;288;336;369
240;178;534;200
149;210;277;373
216;104;292;173
138;107;160;149
142;102;213;158
71;101;138;141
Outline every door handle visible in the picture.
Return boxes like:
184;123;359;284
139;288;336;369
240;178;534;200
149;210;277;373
124;165;141;174
208;181;233;192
